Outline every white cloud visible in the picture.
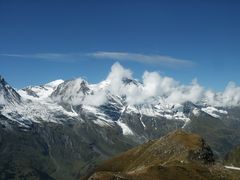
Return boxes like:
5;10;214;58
89;51;195;67
102;62;203;105
0;53;81;62
1;51;195;67
83;91;107;106
142;71;177;97
166;79;204;104
106;62;133;95
102;62;240;107
204;82;240;107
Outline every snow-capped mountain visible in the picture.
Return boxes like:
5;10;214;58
1;73;240;179
18;79;64;101
0;73;231;136
0;75;21;105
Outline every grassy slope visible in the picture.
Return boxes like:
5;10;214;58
88;130;240;180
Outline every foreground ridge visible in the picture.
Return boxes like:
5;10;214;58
87;130;240;180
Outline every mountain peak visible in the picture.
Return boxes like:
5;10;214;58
45;79;64;87
0;76;21;105
50;78;92;104
79;80;90;94
122;77;140;86
0;75;6;85
18;79;64;101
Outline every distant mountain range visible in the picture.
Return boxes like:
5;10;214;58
1;69;240;179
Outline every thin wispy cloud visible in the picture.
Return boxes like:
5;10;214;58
0;51;195;67
0;53;82;62
88;51;195;67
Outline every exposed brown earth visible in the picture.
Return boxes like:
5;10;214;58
86;130;240;180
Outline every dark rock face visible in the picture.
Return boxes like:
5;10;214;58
79;80;91;95
99;95;123;121
0;76;21;104
122;77;140;86
188;139;215;164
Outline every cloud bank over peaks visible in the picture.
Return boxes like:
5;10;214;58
50;62;240;107
204;82;240;107
102;62;240;107
103;62;203;105
106;62;133;95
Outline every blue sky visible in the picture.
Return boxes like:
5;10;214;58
0;0;239;90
